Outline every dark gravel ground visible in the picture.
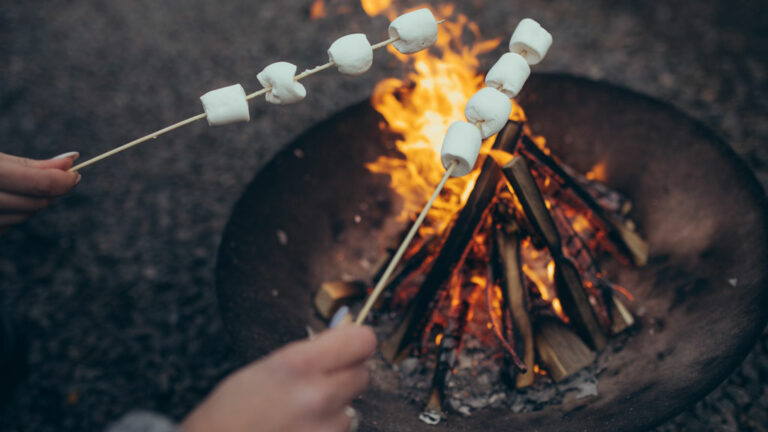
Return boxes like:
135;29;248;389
0;0;766;430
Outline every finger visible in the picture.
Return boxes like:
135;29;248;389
0;213;33;226
322;365;370;410
0;151;79;170
0;161;80;197
279;325;377;374
0;191;53;213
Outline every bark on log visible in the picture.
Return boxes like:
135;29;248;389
520;135;649;267
502;156;607;351
494;223;536;388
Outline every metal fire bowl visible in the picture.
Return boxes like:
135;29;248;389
215;74;768;431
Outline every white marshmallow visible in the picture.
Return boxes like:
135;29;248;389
441;121;483;177
257;62;307;105
200;84;250;126
464;88;512;139
328;34;373;76
485;53;531;98
388;8;439;54
508;18;552;65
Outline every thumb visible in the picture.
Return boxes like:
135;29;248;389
0;151;79;170
36;152;80;170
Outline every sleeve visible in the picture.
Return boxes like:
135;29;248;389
104;411;183;432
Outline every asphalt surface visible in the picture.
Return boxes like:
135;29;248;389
0;1;766;430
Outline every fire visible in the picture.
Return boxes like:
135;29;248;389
360;0;394;17
310;0;327;20
364;3;525;237
586;161;607;182
362;2;628;377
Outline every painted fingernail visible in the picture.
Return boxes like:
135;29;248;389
74;173;82;185
53;151;79;160
329;306;350;329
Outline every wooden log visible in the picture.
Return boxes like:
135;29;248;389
380;121;524;363
494;223;536;388
520;135;649;267
534;316;596;382
314;281;366;319
420;300;469;424
502;156;607;351
610;295;635;334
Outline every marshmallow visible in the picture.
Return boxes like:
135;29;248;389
200;84;250;126
508;18;552;65
441;121;483;177
257;62;307;105
328;34;374;76
485;53;531;98
388;8;439;54
464;88;512;139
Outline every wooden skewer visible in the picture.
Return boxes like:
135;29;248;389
355;160;458;325
69;113;207;172
68;20;457;173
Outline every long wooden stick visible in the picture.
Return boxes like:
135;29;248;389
69;113;207;172
355;160;457;325
68;26;445;173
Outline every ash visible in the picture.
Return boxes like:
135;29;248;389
368;314;632;423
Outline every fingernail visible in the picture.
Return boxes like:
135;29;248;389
53;151;79;161
74;173;82;185
329;306;350;329
345;406;360;432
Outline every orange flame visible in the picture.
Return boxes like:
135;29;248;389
310;0;327;20
360;0;394;17
364;4;528;237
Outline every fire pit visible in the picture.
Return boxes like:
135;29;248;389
215;74;768;431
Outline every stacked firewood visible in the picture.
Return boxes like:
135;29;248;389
314;120;647;418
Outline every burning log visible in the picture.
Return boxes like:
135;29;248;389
502;156;607;351
314;281;366;319
494;222;536;388
420;300;470;425
534;316;596;383
519;135;649;267
380;121;523;363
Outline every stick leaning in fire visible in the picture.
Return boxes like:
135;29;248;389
355;18;553;325
69;10;446;172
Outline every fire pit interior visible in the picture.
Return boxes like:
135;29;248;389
215;74;768;431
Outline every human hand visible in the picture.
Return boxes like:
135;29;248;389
182;323;377;432
0;151;81;233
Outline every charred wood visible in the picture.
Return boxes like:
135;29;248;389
420;300;470;424
520;135;649;266
494;223;536;388
502;156;607;351
381;121;523;362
